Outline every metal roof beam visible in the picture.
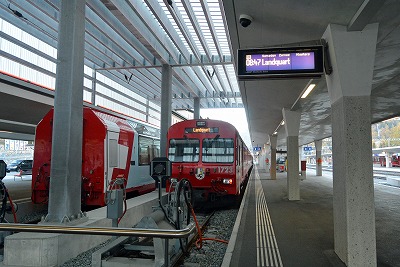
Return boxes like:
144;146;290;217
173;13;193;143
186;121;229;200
200;1;238;103
142;0;192;62
0;7;57;47
86;0;158;65
105;0;204;99
164;1;230;99
142;0;211;98
109;0;181;64
348;0;385;31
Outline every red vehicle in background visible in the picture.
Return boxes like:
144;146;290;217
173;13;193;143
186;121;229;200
32;107;160;206
166;119;253;204
391;154;400;167
374;154;400;167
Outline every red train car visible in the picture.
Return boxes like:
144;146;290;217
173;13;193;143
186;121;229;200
166;119;253;203
32;107;160;206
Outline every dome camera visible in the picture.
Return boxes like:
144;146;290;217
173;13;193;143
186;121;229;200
239;14;253;28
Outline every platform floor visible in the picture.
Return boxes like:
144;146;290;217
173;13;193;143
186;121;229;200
229;166;400;267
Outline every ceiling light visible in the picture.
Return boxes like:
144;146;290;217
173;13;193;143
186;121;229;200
301;84;316;99
281;120;285;125
273;131;278;135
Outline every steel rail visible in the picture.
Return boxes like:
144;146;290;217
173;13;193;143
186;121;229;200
171;211;215;267
0;222;196;239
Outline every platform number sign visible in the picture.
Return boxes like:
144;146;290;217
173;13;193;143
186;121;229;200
303;147;313;151
253;146;261;152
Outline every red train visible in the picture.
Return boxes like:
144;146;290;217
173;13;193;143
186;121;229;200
32;107;160;206
374;154;400;167
166;119;253;203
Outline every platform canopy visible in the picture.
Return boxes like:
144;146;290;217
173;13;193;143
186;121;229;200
0;0;400;150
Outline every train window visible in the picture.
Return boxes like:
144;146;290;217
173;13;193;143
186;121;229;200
202;138;234;163
168;139;200;162
109;139;118;167
151;140;160;162
138;136;154;166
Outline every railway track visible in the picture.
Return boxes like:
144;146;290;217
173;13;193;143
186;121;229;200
177;208;239;267
88;210;215;267
172;211;214;267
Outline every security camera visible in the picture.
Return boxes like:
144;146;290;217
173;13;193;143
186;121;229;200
239;14;253;28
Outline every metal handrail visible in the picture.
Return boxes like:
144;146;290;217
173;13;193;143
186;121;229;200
0;222;196;239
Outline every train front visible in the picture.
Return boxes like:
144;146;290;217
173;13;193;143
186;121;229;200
166;119;239;202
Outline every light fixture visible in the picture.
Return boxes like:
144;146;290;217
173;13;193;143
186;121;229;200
273;131;278;135
301;84;316;99
281;120;285;126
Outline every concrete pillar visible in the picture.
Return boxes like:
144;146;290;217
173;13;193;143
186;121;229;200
146;99;150;122
323;23;378;266
91;68;96;105
259;153;264;169
264;145;271;172
298;146;302;169
315;139;323;176
282;108;301;200
299;146;306;180
160;64;172;157
385;153;391;168
193;97;200;119
269;135;277;180
45;0;87;224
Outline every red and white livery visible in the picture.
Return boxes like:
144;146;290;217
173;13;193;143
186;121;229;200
166;119;253;203
32;107;160;206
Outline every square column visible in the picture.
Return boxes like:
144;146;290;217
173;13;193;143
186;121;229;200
46;0;87;224
323;23;378;266
286;135;299;200
160;64;172;157
269;135;277;180
332;96;375;265
282;108;301;200
314;139;323;176
193;97;200;119
263;144;271;172
385;153;391;167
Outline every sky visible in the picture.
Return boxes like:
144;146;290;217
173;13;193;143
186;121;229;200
200;108;252;149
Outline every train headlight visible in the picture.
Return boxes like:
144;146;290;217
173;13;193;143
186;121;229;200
222;178;233;185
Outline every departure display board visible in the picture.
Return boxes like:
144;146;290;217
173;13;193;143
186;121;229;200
237;46;324;79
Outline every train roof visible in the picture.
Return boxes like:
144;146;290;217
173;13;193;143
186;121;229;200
170;118;237;129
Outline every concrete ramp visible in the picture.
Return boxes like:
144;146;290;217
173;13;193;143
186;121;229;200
1;191;160;267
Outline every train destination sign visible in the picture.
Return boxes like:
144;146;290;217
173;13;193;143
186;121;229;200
185;127;219;134
237;46;324;79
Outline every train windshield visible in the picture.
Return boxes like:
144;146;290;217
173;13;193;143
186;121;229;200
168;139;200;162
202;138;234;163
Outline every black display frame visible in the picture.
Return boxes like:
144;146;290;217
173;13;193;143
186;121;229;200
237;45;324;79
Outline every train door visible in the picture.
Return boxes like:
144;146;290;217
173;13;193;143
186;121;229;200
106;130;120;187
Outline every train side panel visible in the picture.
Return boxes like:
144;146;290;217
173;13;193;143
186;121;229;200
31;109;54;204
84;110;135;206
124;134;157;196
32;107;158;207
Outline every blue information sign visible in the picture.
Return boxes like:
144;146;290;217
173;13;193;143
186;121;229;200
253;146;261;151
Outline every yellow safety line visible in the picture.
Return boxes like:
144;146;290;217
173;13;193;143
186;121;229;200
255;168;283;267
